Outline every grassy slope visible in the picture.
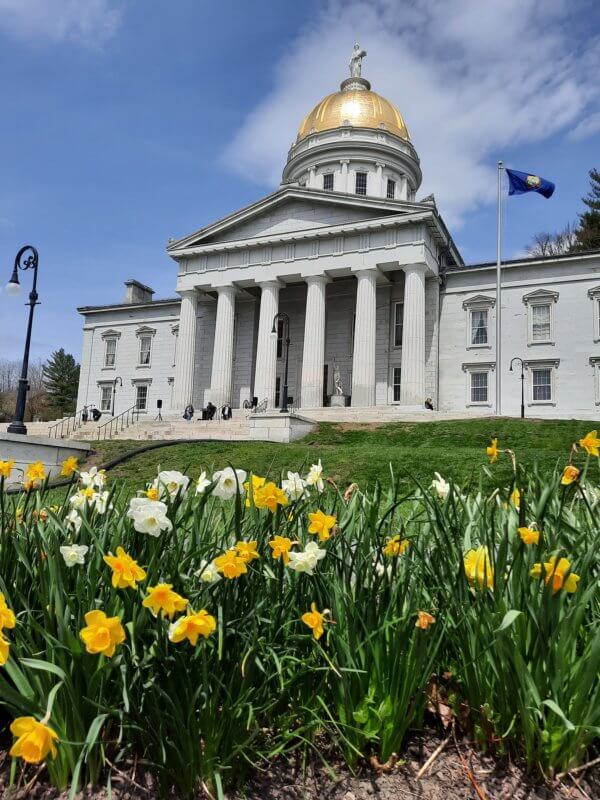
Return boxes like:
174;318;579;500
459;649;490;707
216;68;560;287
79;418;595;492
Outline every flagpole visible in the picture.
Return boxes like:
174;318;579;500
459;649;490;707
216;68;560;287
495;160;503;416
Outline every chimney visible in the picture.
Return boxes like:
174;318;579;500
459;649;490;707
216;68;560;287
124;279;154;304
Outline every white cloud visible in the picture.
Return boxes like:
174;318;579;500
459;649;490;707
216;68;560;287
568;112;600;141
223;0;599;227
0;0;121;46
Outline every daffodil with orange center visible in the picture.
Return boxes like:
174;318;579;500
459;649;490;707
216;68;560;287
579;430;600;457
235;540;260;563
26;461;46;484
146;486;160;500
168;609;216;645
307;509;337;542
301;602;329;640
464;546;494;589
142;584;188;618
561;465;581;486
254;482;289;513
214;549;248;579
9;717;59;763
383;535;410;557
486;438;499;463
268;535;293;564
60;456;78;477
518;527;540;545
530;556;580;594
415;611;436;630
103;546;147;589
0;459;15;479
80;610;126;657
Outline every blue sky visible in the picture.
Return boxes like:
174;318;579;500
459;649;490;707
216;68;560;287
1;0;599;362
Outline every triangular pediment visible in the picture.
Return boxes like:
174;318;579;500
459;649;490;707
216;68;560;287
167;186;422;252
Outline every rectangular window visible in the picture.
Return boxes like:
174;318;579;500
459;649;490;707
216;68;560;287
471;309;488;345
276;319;284;358
100;386;112;412
104;338;116;367
139;335;152;365
531;304;551;341
386;178;396;199
323;173;334;191
393;367;401;402
394;302;404;347
355;172;367;195
470;372;489;403
135;385;148;411
274;377;281;408
532;368;552;402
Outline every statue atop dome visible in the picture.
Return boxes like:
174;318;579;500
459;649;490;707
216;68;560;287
349;43;366;78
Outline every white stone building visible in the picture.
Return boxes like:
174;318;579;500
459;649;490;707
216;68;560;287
76;56;600;422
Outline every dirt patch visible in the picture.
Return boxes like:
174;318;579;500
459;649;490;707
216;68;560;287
336;423;389;432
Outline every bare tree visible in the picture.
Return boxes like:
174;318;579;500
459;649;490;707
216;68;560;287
0;359;19;393
527;223;579;258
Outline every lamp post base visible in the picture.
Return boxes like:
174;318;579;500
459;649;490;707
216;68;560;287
7;421;27;435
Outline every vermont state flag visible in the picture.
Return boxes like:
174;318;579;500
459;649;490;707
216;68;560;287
506;168;555;199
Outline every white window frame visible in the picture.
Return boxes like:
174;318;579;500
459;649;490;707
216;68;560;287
523;289;558;346
323;172;334;191
591;357;600;406
462;296;494;350
100;329;121;369
386;178;396;199
588;286;600;342
355;171;367;195
390;366;402;403
99;385;112;412
136;326;156;367
462;362;495;408
135;384;148;411
525;359;559;406
171;324;179;367
393;301;403;348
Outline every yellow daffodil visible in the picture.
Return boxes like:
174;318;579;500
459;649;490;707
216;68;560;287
142;584;188;618
383;535;410;557
60;456;78;477
0;632;10;665
301;602;328;640
0;459;15;479
415;611;436;630
26;461;46;484
561;465;581;486
307;509;337;542
530;556;580;594
509;488;521;509
518;527;540;545
486;438;499;463
80;610;126;657
168;609;216;645
254;482;289;512
243;474;266;506
9;717;59;763
579;430;600;457
214;549;248;579
464;546;494;589
0;593;16;632
268;535;293;564
235;540;260;563
146;486;159;500
103;546;147;590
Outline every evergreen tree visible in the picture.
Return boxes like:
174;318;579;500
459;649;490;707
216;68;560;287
576;168;600;251
43;349;80;413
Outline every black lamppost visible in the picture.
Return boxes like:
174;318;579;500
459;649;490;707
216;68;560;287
5;246;40;435
271;311;290;413
111;376;122;416
510;357;525;419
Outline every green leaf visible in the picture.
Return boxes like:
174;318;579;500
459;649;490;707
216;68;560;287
543;700;575;732
495;610;522;632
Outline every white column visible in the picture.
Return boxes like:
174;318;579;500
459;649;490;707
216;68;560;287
400;265;426;406
376;162;385;197
254;281;281;407
300;275;328;408
400;175;409;201
209;285;236;407
308;165;317;188
173;289;198;409
351;269;378;406
340;160;349;192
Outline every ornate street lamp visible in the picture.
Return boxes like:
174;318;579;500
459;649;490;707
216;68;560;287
111;376;122;416
5;246;40;435
271;311;290;413
509;357;525;419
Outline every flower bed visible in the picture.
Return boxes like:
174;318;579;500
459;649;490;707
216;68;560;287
0;433;598;798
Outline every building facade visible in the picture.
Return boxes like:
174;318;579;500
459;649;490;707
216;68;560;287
76;55;600;421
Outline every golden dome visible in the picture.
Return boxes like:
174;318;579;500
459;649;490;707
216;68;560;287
297;87;409;142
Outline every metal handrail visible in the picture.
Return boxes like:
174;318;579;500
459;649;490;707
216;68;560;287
47;406;90;439
95;404;140;441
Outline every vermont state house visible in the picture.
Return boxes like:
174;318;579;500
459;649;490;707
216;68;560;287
76;54;600;421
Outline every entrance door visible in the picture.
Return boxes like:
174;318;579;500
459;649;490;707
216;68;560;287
323;363;329;406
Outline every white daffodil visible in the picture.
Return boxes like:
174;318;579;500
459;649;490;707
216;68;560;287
287;541;326;575
431;472;450;500
578;483;600;507
153;470;190;499
195;471;212;495
79;466;106;489
281;471;307;500
127;497;172;536
212;467;247;500
59;543;88;568
305;460;324;493
65;508;82;535
92;490;111;515
195;560;221;583
69;490;88;510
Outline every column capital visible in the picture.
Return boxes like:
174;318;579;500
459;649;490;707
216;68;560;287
402;262;428;275
177;288;198;300
301;272;331;285
375;161;386;168
350;265;380;277
257;279;284;290
339;159;350;165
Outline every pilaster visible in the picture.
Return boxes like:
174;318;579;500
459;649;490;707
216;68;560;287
173;289;198;409
400;264;426;406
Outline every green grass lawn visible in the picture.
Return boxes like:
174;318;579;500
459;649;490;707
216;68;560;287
76;417;596;493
